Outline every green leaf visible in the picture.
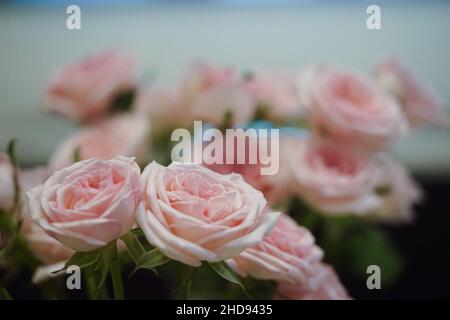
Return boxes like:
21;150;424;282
121;232;146;263
131;248;170;276
72;147;81;163
0;220;22;258
345;227;403;287
52;250;100;274
130;228;145;238
95;241;117;293
208;262;250;298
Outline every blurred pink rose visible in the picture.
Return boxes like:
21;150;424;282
370;156;422;224
49;114;150;170
227;214;323;285
204;133;290;205
45;51;136;122
135;87;186;128
244;71;303;121
137;162;279;266
375;56;448;128
288;138;382;215
26;157;141;251
301;66;408;151
276;263;350;300
180;61;256;126
0;153;14;211
179;61;237;105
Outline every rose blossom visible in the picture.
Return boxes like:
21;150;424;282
0;153;14;211
49;114;150;170
45;51;136;122
135;86;187;129
180;61;256;126
276;263;350;300
244;71;303;121
137;162;279;266
226;214;323;285
375;56;448;128
204;133;291;205
26;156;141;252
369;156;422;224
288;137;382;215
301;66;408;151
18;167;74;265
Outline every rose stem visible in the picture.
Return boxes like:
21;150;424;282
110;242;125;300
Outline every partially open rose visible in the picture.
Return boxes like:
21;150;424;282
45;51;136;122
276;263;350;300
26;157;141;252
137;162;279;266
375;56;448;128
288;138;382;215
49;114;150;171
227;214;323;286
301;66;408;151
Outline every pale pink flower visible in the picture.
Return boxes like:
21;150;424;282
369;156;422;224
137;162;279;266
19;167;74;264
227;214;323;285
26;157;141;251
375;56;448;128
204;133;290;205
276;263;350;300
301;66;408;151
45;51;136;122
49;114;150;170
288;137;382;215
244;71;303;121
135;86;187;128
180;61;255;126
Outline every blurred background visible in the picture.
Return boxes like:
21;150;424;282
0;0;449;299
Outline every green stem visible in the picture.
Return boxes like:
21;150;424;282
179;266;195;300
110;243;124;300
85;275;98;300
0;287;13;300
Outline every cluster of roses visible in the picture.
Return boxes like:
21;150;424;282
0;50;446;299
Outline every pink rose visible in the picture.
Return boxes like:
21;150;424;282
244;71;303;121
18;167;73;265
375;56;448;128
288;138;382;215
49;114;150;170
180;61;256;126
45;51;136;122
227;214;323;285
369;156;422;224
204;133;290;205
0;153;14;211
137;162;279;266
276;263;350;300
179;61;237;105
135;87;187;129
26;157;141;252
301;66;408;151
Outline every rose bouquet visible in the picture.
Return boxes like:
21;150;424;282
0;51;447;300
